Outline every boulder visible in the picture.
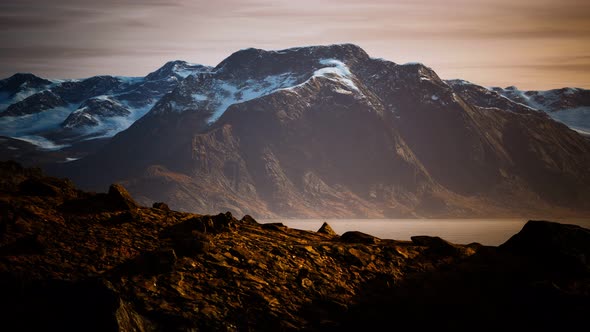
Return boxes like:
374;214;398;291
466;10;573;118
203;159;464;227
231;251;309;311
340;231;379;244
107;184;139;211
152;202;171;211
500;220;590;273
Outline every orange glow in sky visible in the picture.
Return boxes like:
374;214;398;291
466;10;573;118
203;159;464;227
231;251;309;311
0;0;588;89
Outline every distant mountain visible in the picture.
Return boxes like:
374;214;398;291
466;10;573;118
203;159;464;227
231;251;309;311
42;44;590;219
446;80;590;136
0;61;211;155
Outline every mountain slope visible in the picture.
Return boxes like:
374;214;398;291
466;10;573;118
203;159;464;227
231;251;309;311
447;80;590;136
54;44;590;218
0;61;211;154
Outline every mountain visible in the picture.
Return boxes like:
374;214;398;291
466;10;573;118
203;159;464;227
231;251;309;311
45;44;590;219
0;61;211;155
447;80;590;136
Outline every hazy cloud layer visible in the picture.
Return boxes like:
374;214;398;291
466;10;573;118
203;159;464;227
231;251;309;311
1;0;588;89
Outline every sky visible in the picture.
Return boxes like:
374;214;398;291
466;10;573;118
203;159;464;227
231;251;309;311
0;0;589;90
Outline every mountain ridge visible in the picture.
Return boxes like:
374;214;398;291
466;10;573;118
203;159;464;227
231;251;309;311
41;44;590;219
2;44;590;218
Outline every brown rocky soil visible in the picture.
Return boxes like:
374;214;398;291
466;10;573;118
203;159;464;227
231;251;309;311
1;160;589;331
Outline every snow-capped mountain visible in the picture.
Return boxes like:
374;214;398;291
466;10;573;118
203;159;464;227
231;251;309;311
446;80;590;136
45;44;590;219
0;61;211;149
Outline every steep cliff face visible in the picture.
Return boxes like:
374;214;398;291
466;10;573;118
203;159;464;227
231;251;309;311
53;44;590;218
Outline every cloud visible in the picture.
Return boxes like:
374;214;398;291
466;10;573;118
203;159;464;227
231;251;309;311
0;0;589;89
0;46;189;61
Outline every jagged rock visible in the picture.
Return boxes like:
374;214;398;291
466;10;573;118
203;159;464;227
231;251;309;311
210;212;236;232
115;300;155;332
340;231;379;244
152;202;171;211
317;222;337;236
107;184;139;211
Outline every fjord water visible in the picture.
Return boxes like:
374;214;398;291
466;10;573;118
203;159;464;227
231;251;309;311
259;218;590;246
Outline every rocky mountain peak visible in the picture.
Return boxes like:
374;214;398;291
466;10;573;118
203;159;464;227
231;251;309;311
0;73;52;98
145;60;211;81
62;97;130;129
213;43;369;78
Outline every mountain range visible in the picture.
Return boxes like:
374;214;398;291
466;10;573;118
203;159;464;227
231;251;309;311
1;44;589;218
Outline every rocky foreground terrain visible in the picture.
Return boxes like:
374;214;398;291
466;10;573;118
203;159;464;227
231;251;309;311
1;160;589;331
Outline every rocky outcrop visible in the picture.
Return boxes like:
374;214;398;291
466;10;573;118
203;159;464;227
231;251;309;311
1;162;588;331
317;222;337;236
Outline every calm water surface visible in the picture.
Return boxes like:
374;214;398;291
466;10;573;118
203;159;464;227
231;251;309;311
259;218;590;246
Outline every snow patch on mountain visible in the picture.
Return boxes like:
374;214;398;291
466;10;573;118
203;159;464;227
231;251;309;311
17;135;69;150
313;59;359;92
0;105;75;137
281;58;361;97
183;58;363;123
0;86;51;112
173;62;204;78
186;73;299;123
192;93;208;101
115;76;144;85
549;107;590;134
71;100;158;140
